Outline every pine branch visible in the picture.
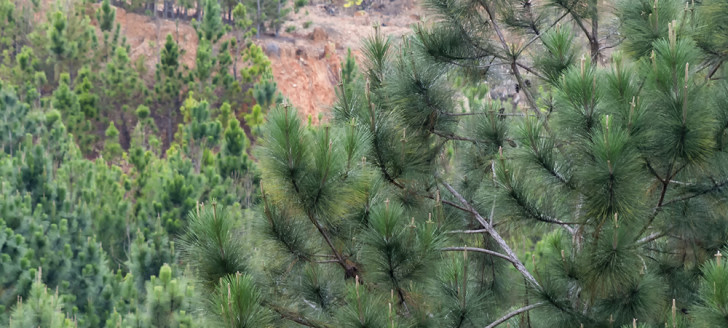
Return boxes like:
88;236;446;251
661;178;728;207
445;112;534;117
548;0;601;61
431;130;481;144
366;101;404;190
441;246;512;262
447;229;489;234
420;192;471;212
638;163;688;237
598;38;625;51
269;304;335;328
637;232;665;245
476;0;540;119
305;209;356;278
515;62;547;80
484;302;545;328
519;9;570;51
438;178;540;288
706;61;723;80
570;14;593;47
644;159;664;182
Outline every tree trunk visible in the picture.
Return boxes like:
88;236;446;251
196;0;202;20
276;0;281;37
589;0;600;64
256;0;261;38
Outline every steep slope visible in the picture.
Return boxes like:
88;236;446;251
93;2;420;121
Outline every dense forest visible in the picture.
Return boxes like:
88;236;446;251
1;0;728;327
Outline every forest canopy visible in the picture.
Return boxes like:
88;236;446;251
1;0;728;327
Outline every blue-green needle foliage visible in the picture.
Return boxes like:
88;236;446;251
180;203;248;291
211;273;272;328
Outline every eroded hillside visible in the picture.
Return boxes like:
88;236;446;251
88;2;421;122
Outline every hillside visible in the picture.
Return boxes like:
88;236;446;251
96;2;420;122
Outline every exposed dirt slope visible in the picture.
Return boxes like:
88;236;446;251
106;3;420;121
260;5;419;122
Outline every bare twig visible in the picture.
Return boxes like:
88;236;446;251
441;247;512;262
484;302;545;328
446;112;534;117
637;232;665;245
269;304;335;328
476;0;540;119
662;178;728;207
706;61;724;80
598;38;625;51
432;130;482;144
515;62;547;80
447;229;489;234
519;11;571;51
420;192;472;213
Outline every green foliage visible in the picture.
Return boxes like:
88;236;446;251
180;204;248;290
252;71;281;110
617;0;683;58
138;264;199;327
194;0;226;44
534;25;577;86
219;116;251;177
343;0;363;8
127;222;176;293
244;104;265;136
3;0;727;327
0;1;276;325
695;0;728;62
53;73;95;154
0;219;32;312
0;84;32;153
211;273;272;327
691;250;728;327
9;270;74;328
96;0;115;32
294;0;308;13
104;122;123;161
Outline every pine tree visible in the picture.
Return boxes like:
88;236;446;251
194;0;226;44
126;222;176;293
183;98;222;173
103;121;123;162
0;84;30;154
178;1;728;327
52;73;94;154
218;116;251;178
138;264;200;327
0;0;18;55
155;34;184;148
0;218;32;314
8;269;74;328
191;38;215;98
243;104;264;137
46;10;68;81
96;0;116;32
75;67;99;119
180;203;271;326
101;46;143;147
252;70;281;110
